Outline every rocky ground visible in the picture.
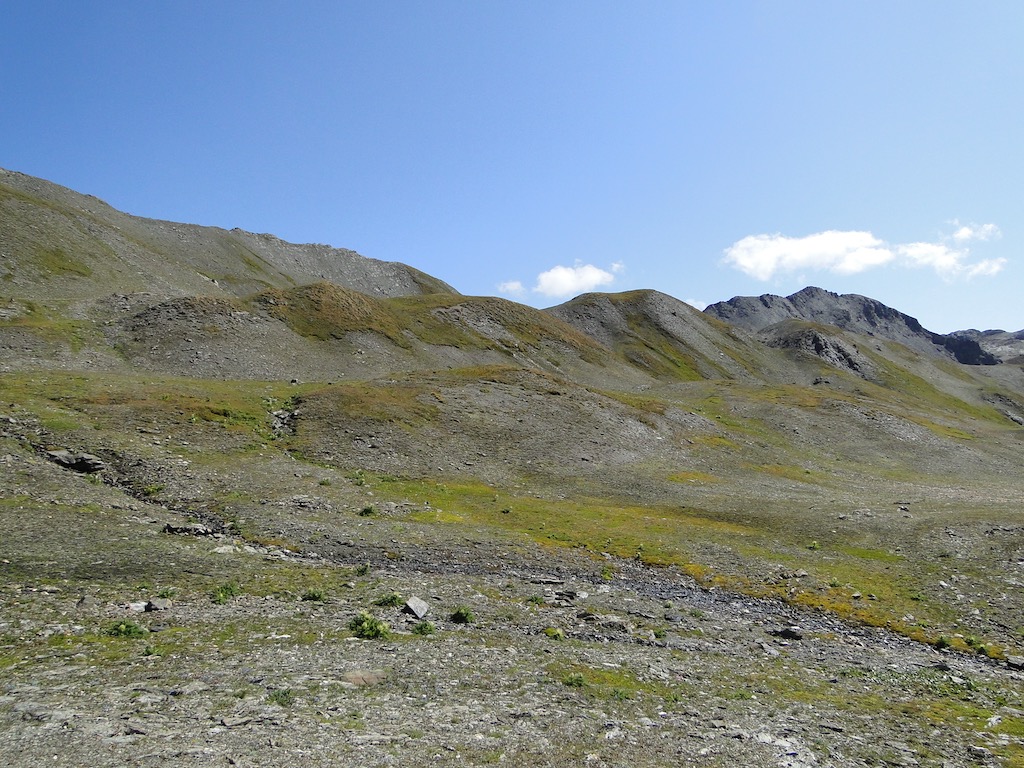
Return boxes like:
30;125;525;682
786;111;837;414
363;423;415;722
2;420;1023;768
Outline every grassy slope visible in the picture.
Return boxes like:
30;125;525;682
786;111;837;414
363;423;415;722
4;363;1021;658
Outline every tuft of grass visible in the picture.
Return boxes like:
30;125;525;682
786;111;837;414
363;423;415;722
267;688;295;707
411;621;436;636
543;626;565;640
373;592;403;607
562;672;586;688
348;611;390;640
212;582;242;605
106;620;147;638
449;605;475;624
301;588;326;602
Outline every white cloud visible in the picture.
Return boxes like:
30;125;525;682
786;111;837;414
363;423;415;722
896;241;1007;280
724;224;1006;282
723;231;894;281
533;262;617;298
684;298;708;311
965;258;1008;278
896;242;963;273
951;221;1000;243
497;280;525;296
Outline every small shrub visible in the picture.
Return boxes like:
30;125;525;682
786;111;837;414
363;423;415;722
142;484;164;497
543;626;565;641
562;672;586;688
212;582;242;605
600;565;615;581
807;540;820;551
354;562;371;576
348;611;390;640
935;635;953;650
267;688;295;707
301;588;326;602
157;587;176;599
373;592;403;607
450;605;475;624
318;478;332;486
106;620;147;638
358;505;375;517
412;621;436;636
527;595;545;605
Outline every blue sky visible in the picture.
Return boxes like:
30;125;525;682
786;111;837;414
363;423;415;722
3;2;1021;333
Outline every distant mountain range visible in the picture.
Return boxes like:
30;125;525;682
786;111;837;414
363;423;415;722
706;286;1020;365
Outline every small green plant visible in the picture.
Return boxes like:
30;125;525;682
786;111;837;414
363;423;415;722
318;478;332;486
106;620;147;638
355;562;371;576
212;582;242;605
301;588;326;602
600;565;615;581
611;688;631;701
562;672;586;688
157;587;176;599
359;505;375;517
143;644;166;657
348;611;390;640
373;592;403;607
411;621;436;636
807;540;820;551
141;484;165;497
450;605;475;624
527;595;545;605
267;688;295;707
543;626;565;640
935;635;953;650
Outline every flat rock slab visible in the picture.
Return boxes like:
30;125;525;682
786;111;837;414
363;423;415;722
403;596;431;619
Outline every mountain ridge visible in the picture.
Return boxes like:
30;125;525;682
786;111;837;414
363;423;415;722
705;285;1004;365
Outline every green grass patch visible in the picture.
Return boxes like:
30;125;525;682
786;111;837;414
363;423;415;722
667;470;720;484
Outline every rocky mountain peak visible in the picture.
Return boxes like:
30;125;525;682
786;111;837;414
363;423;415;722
706;287;997;365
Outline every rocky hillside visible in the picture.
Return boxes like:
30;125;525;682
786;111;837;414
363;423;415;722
3;168;1024;767
0;167;455;300
705;285;1001;364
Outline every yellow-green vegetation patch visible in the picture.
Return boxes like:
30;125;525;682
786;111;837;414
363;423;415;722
598;389;669;415
376;475;755;568
689;434;739;450
0;300;92;351
834;545;904;563
252;284;604;359
358;471;1013;652
866;351;1007;425
753;463;826;484
30;245;93;277
300;380;439;427
0;371;302;441
545;660;676;702
668;470;720;484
